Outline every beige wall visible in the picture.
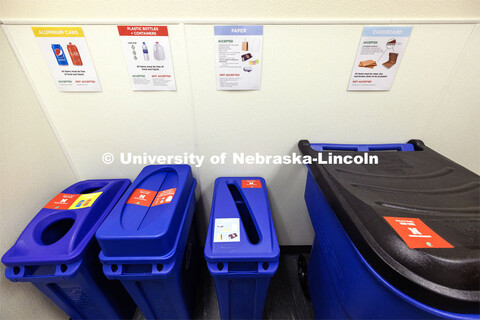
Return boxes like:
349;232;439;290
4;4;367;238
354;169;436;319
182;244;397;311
0;0;479;22
4;22;479;248
0;27;75;319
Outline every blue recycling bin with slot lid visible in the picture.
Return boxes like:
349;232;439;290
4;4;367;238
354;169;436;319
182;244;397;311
298;139;480;319
96;165;200;320
205;177;280;320
2;179;136;320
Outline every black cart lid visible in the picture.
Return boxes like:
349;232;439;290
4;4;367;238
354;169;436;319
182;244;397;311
299;139;480;314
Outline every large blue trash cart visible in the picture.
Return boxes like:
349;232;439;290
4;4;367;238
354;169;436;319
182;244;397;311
298;139;480;319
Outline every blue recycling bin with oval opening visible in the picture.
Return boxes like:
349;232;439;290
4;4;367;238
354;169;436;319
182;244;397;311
298;139;480;319
2;179;136;320
96;165;200;320
205;177;280;320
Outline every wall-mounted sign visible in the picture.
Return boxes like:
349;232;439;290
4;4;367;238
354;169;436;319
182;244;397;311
348;26;412;91
32;26;101;92
118;26;176;91
214;25;263;90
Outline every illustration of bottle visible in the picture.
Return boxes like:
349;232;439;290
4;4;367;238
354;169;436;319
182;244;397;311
67;42;83;66
153;42;165;61
142;42;150;61
51;44;68;66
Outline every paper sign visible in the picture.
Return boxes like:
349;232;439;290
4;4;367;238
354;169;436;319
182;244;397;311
126;188;156;207
214;25;263;90
348;26;412;91
118;26;176;91
242;180;262;188
32;26;101;92
384;217;454;249
214;218;240;242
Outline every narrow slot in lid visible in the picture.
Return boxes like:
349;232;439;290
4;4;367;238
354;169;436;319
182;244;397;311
227;183;260;244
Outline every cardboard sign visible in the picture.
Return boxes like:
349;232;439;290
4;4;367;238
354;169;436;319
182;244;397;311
348;26;412;91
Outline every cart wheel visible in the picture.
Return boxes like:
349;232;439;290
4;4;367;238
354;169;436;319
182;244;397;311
298;255;311;300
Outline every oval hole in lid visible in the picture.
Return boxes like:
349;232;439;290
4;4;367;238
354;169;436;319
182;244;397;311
41;218;75;245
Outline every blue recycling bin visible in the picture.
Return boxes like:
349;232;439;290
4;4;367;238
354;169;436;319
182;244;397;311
205;177;280;320
96;165;199;320
2;179;136;320
298;140;480;319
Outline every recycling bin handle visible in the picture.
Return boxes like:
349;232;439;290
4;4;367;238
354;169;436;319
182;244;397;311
298;140;323;185
6;261;81;281
208;261;278;274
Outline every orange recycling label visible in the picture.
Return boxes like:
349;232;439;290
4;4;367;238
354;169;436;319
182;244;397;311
126;188;156;207
152;188;176;206
44;193;80;210
384;217;453;249
242;180;262;188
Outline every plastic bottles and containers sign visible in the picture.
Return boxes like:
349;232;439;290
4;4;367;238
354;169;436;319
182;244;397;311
32;26;102;92
117;26;176;91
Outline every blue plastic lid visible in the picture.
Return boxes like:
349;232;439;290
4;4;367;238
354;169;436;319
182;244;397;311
2;179;130;266
96;165;195;262
310;143;414;152
204;177;280;263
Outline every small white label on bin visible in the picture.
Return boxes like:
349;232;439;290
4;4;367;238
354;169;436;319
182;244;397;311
214;218;240;242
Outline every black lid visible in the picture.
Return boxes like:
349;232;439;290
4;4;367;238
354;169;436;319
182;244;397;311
299;139;480;314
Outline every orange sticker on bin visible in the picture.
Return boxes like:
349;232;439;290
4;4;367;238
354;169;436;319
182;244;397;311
242;180;262;188
152;188;176;206
127;188;156;207
44;193;80;210
384;217;453;249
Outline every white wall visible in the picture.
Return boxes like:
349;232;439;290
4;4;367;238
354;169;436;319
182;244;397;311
0;27;75;319
3;22;479;247
423;25;480;168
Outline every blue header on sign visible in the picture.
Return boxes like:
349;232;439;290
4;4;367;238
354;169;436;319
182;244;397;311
214;25;263;36
362;26;412;37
